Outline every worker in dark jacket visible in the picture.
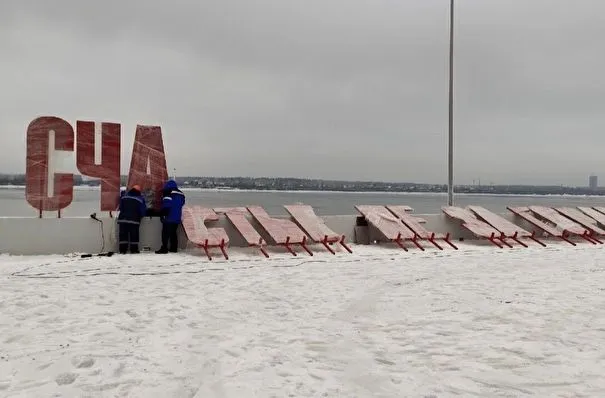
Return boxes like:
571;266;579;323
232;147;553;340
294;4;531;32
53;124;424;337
156;179;186;254
117;185;147;254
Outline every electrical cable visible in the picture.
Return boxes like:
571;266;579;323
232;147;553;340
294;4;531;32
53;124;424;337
92;213;105;253
81;213;114;258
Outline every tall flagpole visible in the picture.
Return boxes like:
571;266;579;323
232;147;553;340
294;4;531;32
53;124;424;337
447;0;454;206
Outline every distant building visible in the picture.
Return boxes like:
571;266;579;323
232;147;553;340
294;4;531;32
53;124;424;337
589;175;598;189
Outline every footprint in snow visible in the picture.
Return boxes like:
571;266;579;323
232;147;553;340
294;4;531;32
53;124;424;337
55;373;77;386
71;356;95;369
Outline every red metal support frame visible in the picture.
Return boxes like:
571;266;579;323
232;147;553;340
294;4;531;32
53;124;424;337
201;238;229;261
339;235;353;253
393;233;408;251
282;236;297;256
581;231;600;245
559;231;576;246
321;235;336;255
527;231;547;247
443;233;459;250
256;237;269;258
320;235;353;255
202;239;212;260
487;232;504;248
588;231;603;244
497;233;514;248
410;235;425;251
244;237;269;258
508;232;529;248
427;233;444;250
219;239;229;259
299;236;313;256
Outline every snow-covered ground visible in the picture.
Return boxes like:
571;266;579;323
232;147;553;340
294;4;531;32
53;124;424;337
1;241;605;397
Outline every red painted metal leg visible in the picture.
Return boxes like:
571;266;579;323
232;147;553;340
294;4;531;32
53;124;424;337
583;235;598;245
509;232;528;248
559;232;576;246
321;236;336;255
498;232;514;248
219;239;229;260
580;231;598;245
499;238;514;248
340;235;353;253
443;233;458;250
410;235;425;251
510;236;529;248
427;233;444;250
393;233;408;251
586;231;603;244
528;231;547;247
203;239;212;261
488;233;504;248
300;236;313;256
322;241;336;254
256;238;269;258
283;236;297;256
428;238;443;250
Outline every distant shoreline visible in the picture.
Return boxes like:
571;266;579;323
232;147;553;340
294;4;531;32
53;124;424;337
1;184;604;199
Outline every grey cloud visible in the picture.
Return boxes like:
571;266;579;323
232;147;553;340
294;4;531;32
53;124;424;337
1;0;604;185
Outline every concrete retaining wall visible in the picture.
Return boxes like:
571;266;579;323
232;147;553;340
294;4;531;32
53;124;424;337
0;211;534;256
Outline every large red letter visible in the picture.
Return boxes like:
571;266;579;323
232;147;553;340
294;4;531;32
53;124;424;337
26;116;74;212
76;121;121;211
127;125;169;209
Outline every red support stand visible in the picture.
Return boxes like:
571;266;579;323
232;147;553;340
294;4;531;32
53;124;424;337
488;233;504;248
427;233;444;250
528;231;547;247
586;231;603;244
497;233;514;248
410;235;425;251
319;235;353;254
201;238;229;260
299;236;313;256
339;235;353;254
202;239;212;260
282;236;297;256
443;233;458;250
219;239;229;260
559;231;576;246
257;238;269;258
581;231;600;245
321;235;336;255
246;238;269;258
393;233;408;251
508;232;529;248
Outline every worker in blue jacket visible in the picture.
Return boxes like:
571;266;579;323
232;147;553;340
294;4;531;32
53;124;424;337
156;179;186;254
117;185;147;254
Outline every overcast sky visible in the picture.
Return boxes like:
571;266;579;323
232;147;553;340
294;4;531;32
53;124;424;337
1;0;604;185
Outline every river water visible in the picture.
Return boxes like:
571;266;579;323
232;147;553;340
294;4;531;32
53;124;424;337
3;187;605;217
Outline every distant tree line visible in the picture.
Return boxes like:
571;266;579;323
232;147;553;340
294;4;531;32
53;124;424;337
0;174;603;196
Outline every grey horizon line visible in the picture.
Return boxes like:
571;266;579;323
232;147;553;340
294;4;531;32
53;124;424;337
2;173;592;188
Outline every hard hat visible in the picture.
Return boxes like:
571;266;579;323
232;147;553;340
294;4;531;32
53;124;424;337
132;184;141;191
